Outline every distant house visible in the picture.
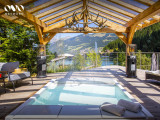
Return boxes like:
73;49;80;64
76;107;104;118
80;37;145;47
51;53;74;62
58;53;74;58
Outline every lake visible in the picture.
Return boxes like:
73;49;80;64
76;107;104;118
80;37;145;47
54;56;114;66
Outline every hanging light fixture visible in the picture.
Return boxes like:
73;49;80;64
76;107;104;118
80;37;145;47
65;1;107;32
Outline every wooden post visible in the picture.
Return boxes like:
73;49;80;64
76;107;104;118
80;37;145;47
126;24;137;72
83;0;88;27
126;44;129;73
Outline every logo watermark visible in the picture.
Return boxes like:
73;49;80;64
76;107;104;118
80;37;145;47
4;5;24;16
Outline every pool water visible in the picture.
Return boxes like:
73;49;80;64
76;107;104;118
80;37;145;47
29;83;131;105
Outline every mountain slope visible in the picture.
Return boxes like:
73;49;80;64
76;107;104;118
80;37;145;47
49;33;118;54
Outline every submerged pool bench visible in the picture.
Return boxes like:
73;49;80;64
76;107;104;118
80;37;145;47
0;62;33;92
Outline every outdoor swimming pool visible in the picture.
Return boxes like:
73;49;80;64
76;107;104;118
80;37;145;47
29;82;131;105
6;78;153;120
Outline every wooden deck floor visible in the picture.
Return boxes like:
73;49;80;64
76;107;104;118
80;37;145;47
0;66;160;120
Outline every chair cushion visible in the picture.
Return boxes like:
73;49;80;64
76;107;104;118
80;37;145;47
0;62;19;72
9;72;30;81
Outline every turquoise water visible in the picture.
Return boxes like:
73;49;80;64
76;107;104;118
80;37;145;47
55;56;114;66
101;56;114;66
29;83;131;105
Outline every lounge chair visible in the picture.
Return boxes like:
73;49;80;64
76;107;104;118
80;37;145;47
145;70;160;81
0;62;33;92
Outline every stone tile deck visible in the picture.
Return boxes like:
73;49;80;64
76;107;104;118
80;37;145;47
0;66;160;120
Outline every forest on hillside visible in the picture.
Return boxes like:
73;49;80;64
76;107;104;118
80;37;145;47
103;22;160;52
102;22;160;69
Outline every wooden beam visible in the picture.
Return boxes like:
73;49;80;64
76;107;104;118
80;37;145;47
43;32;57;44
152;15;160;20
42;4;82;22
108;0;144;13
90;14;128;33
28;0;64;14
46;10;82;25
90;0;136;18
0;8;5;15
135;0;155;6
0;0;12;5
89;9;126;25
1;14;22;24
18;10;47;27
36;0;81;18
16;0;37;6
137;19;160;30
47;28;116;33
34;24;44;44
144;20;150;24
43;14;82;32
0;13;33;28
115;32;127;44
0;1;47;28
88;4;130;22
125;0;160;27
83;0;88;26
127;24;137;44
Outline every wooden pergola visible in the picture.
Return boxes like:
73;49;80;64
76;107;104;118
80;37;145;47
0;0;160;53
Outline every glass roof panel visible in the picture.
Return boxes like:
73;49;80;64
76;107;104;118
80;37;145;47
25;0;51;10
151;0;158;2
45;8;82;23
49;13;81;26
40;2;81;20
90;2;132;20
33;0;73;16
100;0;139;15
89;8;127;24
90;12;125;26
121;0;149;9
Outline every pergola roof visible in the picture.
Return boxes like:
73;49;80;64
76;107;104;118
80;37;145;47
0;0;160;45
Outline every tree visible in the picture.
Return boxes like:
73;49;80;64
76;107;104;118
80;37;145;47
72;53;85;70
86;50;102;67
0;18;39;73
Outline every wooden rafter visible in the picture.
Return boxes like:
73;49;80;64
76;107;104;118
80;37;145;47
42;4;82;22
89;14;128;33
152;15;160;20
89;9;126;25
0;0;47;28
125;0;160;27
43;14;82;32
90;0;136;18
28;0;65;14
36;0;81;18
0;14;33;28
47;28;116;33
47;10;82;25
1;14;23;25
137;18;160;30
108;0;144;13
16;0;37;6
135;0;155;6
115;32;127;44
88;4;130;22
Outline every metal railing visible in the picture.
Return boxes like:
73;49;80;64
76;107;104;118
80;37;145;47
102;52;160;70
46;52;160;72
